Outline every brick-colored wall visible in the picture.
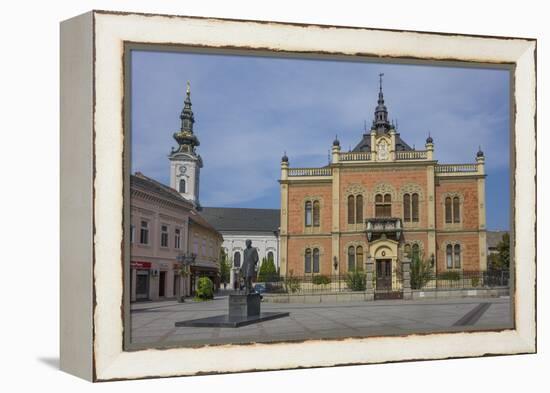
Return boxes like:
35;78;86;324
339;234;367;273
339;167;428;228
436;233;480;271
287;183;332;234
435;178;479;230
286;236;332;275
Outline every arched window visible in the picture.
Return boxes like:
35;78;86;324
412;193;419;222
446;244;453;269
347;195;355;224
305;201;312;227
267;251;274;262
454;244;461;268
404;244;411;258
412;243;420;261
313;200;320;227
356;246;364;271
445;197;452;223
348;246;356;271
304;248;312;273
453;197;460;223
356;195;363;224
179;179;186;193
403;193;411;222
234;251;241;268
375;193;392;217
312;248;320;273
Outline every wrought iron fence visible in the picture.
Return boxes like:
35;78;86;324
411;270;509;290
253;270;509;295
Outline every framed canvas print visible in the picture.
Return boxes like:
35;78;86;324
60;10;536;381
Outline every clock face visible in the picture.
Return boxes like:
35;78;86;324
179;166;187;175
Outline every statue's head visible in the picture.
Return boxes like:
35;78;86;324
245;239;252;248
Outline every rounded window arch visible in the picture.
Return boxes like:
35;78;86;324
312;201;320;227
267;251;274;262
304;248;312;273
356;246;364;271
179;178;186;193
348;246;356;271
233;251;241;268
356;195;363;223
312;248;320;273
347;195;355;224
304;201;312;227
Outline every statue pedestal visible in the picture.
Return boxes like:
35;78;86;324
175;292;289;328
229;293;260;317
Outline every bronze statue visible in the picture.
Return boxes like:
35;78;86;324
240;239;259;294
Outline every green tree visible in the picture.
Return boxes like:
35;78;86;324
258;255;278;282
488;233;510;271
219;248;231;286
496;232;510;270
410;252;433;290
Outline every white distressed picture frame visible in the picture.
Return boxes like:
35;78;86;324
60;10;536;382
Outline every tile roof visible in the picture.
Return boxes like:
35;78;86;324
131;172;193;208
131;173;221;236
201;207;280;233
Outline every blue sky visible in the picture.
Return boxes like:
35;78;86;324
131;50;510;230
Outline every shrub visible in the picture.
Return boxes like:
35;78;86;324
284;274;301;293
346;270;366;291
470;277;480;287
410;254;433;290
312;275;331;286
195;277;214;300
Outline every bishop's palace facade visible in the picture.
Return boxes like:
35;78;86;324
279;78;487;286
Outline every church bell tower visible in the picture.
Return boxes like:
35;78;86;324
169;81;203;207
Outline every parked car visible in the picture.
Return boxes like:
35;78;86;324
253;283;266;294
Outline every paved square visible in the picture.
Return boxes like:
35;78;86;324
130;296;512;347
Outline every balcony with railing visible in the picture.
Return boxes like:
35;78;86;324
365;217;403;242
287;167;332;177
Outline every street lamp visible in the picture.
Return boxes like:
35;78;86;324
176;253;196;302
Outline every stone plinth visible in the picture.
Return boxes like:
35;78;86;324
175;292;289;328
229;293;261;317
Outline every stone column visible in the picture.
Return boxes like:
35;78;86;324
402;257;412;300
365;257;374;301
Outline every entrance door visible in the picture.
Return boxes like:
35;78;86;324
159;271;166;297
136;270;149;300
376;259;392;291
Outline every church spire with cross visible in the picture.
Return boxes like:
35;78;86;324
372;73;391;133
169;81;203;207
173;81;200;153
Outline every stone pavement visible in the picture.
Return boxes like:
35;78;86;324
130;296;512;348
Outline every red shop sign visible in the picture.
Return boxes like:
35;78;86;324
131;261;152;269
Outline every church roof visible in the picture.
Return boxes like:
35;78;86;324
352;133;412;152
201;207;280;233
352;74;413;152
